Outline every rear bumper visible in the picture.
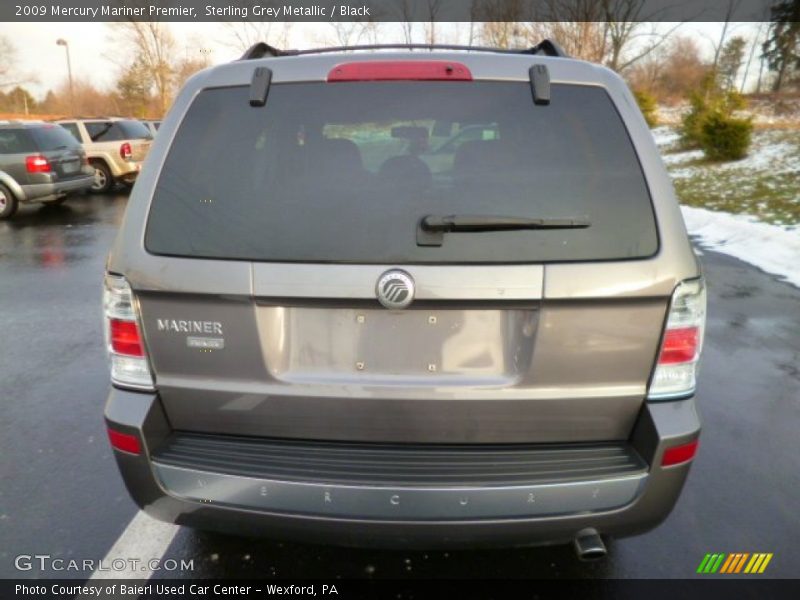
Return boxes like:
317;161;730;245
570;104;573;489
111;161;142;182
105;389;700;548
20;175;95;203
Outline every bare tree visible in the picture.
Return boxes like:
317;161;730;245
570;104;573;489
111;22;176;113
318;13;387;48
711;0;743;73
0;35;35;89
216;1;291;52
524;0;608;61
41;78;117;116
394;0;418;44
0;35;15;85
174;35;213;91
473;0;686;72
601;1;688;72
325;22;369;46
740;21;765;93
525;21;608;62
475;0;531;48
628;35;711;102
222;22;292;53
424;0;444;44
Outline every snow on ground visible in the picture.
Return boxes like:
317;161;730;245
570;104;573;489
651;123;800;286
656;98;800;127
670;135;799;179
652;126;800;181
651;126;680;147
662;149;704;167
681;205;800;288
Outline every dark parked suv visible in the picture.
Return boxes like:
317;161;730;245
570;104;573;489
103;42;705;556
0;121;94;219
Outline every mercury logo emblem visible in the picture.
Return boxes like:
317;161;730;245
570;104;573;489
376;270;415;310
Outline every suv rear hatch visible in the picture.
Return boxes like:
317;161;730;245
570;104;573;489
135;71;667;444
30;125;87;181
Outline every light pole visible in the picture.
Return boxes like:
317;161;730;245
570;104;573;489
56;38;75;116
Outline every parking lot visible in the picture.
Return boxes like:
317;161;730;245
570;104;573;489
1;191;798;580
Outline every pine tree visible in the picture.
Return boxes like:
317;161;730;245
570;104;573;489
718;36;747;92
762;0;800;92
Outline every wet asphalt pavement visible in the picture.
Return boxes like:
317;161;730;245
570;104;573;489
1;192;798;580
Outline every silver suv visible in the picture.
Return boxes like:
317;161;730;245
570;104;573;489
103;42;705;556
57;117;153;193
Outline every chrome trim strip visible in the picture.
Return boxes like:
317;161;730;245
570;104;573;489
152;463;646;520
252;264;544;301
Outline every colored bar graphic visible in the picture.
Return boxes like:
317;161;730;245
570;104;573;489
734;553;749;573
750;554;767;573
698;552;772;574
744;554;760;573
710;554;725;573
719;554;736;573
758;554;773;573
697;554;712;573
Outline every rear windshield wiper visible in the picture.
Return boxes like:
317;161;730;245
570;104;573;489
417;214;590;246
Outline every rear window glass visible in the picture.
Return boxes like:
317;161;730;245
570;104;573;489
31;125;82;151
146;82;657;263
0;129;36;153
59;122;81;142
85;120;152;142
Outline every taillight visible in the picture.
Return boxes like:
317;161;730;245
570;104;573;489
103;274;154;390
109;319;144;357
120;142;132;160
648;279;706;400
26;155;51;173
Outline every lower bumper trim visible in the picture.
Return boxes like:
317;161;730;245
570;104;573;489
152;462;647;521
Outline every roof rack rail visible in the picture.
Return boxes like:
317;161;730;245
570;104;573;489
238;40;569;60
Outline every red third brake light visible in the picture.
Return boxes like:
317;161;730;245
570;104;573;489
661;439;699;467
328;61;473;82
658;327;699;365
109;318;144;357
120;142;132;160
25;155;51;173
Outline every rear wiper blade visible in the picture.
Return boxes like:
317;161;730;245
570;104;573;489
417;214;590;246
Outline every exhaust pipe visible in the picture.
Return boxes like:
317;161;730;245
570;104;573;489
573;528;607;561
